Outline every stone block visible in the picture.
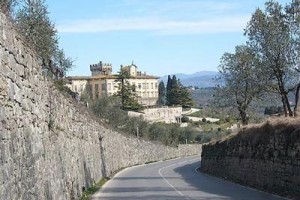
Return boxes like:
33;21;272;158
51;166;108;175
7;79;14;101
0;77;7;97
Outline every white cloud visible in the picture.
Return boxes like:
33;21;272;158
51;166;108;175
58;16;250;35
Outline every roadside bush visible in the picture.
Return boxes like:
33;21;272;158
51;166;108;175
181;116;189;123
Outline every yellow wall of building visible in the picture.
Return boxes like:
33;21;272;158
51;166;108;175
66;76;159;106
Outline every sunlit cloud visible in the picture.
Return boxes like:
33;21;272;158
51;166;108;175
58;16;250;35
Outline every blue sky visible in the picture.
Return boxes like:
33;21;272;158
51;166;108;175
46;0;290;77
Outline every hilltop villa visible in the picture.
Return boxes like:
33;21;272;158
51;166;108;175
66;61;160;106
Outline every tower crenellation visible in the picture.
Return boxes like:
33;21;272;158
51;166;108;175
90;61;112;76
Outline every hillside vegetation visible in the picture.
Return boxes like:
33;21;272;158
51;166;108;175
87;96;232;146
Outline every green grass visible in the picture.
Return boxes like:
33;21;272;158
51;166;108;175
79;178;109;200
188;110;204;117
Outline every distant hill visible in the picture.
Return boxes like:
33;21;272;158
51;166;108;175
160;71;220;88
191;87;216;107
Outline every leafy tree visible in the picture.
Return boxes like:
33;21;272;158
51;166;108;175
166;75;193;107
171;81;193;107
15;0;56;64
175;81;194;107
216;45;266;125
158;80;165;105
245;0;300;116
286;0;300;115
115;66;142;111
90;96;129;128
52;48;74;76
14;0;73;75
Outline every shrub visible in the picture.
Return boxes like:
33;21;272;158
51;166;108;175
181;116;189;123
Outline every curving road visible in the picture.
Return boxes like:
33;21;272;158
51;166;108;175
92;155;287;200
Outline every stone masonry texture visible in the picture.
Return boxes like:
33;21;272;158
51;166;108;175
201;120;300;199
0;13;201;200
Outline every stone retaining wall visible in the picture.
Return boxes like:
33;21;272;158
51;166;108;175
201;120;300;198
0;13;201;200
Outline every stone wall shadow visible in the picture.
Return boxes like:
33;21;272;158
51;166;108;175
173;160;285;200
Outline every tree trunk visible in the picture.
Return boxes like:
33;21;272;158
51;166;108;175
294;83;300;117
277;72;293;117
238;107;248;125
282;95;288;117
279;86;293;117
283;93;293;117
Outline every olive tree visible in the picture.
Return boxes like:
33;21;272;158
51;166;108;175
245;0;300;116
216;45;266;125
14;0;73;75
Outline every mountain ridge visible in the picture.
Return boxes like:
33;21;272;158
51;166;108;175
160;71;219;88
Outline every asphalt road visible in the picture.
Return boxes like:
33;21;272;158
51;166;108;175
92;155;287;200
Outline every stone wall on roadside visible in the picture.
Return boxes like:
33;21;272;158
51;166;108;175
128;107;183;123
0;13;201;200
201;120;300;198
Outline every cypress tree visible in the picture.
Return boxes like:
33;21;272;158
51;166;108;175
158;81;165;106
166;75;172;105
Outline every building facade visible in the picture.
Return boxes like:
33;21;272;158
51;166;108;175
66;61;159;106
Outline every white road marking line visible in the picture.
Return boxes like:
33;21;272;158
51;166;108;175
158;157;200;197
158;164;185;196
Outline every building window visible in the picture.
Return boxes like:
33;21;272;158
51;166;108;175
95;84;99;92
151;83;154;89
138;83;142;90
132;84;136;92
74;85;77;92
102;83;106;91
155;83;158;89
86;84;92;96
142;83;146;89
